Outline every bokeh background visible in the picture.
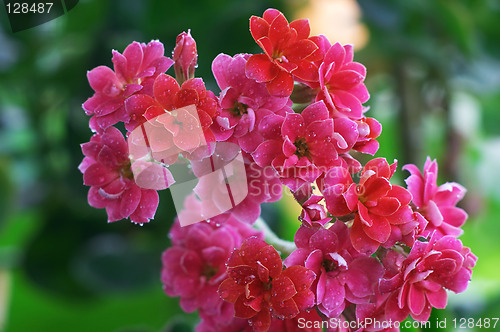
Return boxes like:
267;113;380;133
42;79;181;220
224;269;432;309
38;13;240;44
1;0;500;331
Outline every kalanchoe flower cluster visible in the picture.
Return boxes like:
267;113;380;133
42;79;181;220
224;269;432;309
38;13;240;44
80;7;476;332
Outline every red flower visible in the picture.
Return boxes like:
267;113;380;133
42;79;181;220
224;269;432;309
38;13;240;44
125;74;219;143
246;9;320;97
218;237;316;332
319;158;417;254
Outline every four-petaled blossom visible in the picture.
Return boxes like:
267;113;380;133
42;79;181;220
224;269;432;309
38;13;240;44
310;40;370;120
211;53;292;153
125;74;219;142
319;158;416;254
83;40;173;132
218;237;316;332
403;157;468;238
380;234;477;322
246;8;320;97
79;127;159;223
253;100;358;191
285;222;384;318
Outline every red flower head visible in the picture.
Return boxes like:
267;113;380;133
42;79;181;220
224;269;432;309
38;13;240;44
83;41;173;132
125;74;219;143
246;9;320;97
319;158;418;254
218;237;316;332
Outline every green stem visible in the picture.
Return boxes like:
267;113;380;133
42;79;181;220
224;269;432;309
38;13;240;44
254;217;296;257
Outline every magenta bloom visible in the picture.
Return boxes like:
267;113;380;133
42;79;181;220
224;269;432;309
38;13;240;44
211;53;292;153
218;237;316;332
380;234;477;322
162;218;263;317
83;40;173;132
310;41;370;120
253;101;358;191
298;195;332;227
353;116;382;156
285;222;383;318
78;127;159;224
246;8;320;97
403;157;468;238
319;158;418;254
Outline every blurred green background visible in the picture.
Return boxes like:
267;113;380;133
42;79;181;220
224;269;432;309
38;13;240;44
1;0;499;331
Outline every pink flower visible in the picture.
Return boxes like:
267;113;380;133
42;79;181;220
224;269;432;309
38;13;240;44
83;41;173;132
284;222;384;318
211;53;292;153
310;41;370;120
298;195;332;227
173;30;198;84
403;157;468;238
380;234;477;322
252;101;358;191
78;127;159;224
319;158;417;254
218;237;316;332
353;117;382;156
162;218;263;317
246;9;320;97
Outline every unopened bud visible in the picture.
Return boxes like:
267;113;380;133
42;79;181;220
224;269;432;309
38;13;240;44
173;29;197;84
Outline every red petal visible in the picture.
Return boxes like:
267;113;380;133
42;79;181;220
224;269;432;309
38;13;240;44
351;215;380;255
234;295;258;319
370;196;401;216
250;16;270;41
271;275;297;302
362;214;391;243
290;18;310;39
246;54;279;83
266;70;294;97
285;39;318;63
268;12;290;49
263;8;281;24
153;74;179;110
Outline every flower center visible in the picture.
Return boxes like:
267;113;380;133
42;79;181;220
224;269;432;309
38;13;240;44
322;259;338;273
294;137;310;159
120;161;134;180
203;265;218;280
231;101;248;117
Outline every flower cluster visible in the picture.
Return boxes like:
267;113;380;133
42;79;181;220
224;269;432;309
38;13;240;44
79;8;476;332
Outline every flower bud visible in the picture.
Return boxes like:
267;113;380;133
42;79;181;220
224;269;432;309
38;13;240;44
172;30;197;84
